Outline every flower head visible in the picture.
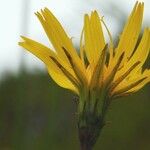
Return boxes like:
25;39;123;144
19;2;150;101
19;2;150;147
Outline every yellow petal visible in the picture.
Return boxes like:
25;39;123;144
63;47;88;87
47;65;79;94
42;8;78;57
115;2;144;63
114;28;150;80
84;14;93;63
111;61;140;91
85;64;93;85
19;36;79;94
127;28;150;73
104;52;124;87
84;11;105;64
89;44;107;89
127;69;150;93
50;56;80;90
111;69;150;97
90;11;105;59
19;36;56;65
112;76;146;97
35;12;68;62
38;8;87;82
36;9;84;71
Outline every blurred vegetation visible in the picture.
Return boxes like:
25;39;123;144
0;69;150;150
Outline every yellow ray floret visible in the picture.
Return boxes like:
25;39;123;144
115;2;144;63
84;11;105;65
19;36;79;94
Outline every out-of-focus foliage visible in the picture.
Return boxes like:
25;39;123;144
0;69;150;150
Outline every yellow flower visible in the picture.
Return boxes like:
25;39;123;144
19;2;150;101
19;2;150;148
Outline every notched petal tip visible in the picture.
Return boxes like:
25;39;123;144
93;10;98;14
35;11;41;16
18;42;23;46
18;36;28;45
44;7;51;13
84;14;89;19
34;12;38;16
44;7;48;11
20;36;27;40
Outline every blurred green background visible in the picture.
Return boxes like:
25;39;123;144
0;68;150;150
0;0;150;150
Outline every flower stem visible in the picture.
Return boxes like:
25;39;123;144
80;141;92;150
78;127;93;150
78;116;104;150
81;144;92;150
